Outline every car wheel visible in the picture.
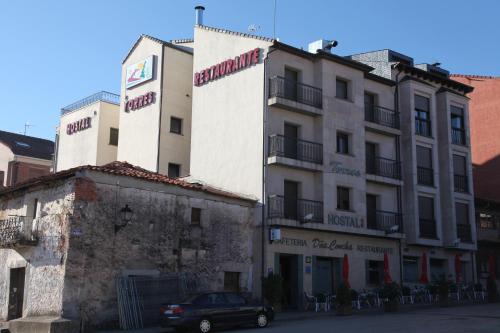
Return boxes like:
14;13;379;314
256;313;268;328
199;318;212;333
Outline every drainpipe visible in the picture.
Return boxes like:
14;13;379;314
393;65;404;285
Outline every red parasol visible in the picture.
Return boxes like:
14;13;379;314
489;255;496;280
419;252;429;284
383;252;392;284
454;254;462;284
342;254;350;288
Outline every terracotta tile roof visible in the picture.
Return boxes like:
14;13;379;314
451;74;500;80
0;161;256;203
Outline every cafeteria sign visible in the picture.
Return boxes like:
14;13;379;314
126;55;154;89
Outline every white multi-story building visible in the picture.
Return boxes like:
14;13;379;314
54;91;120;172
52;7;477;305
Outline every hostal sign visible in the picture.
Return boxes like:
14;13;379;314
67;117;91;135
193;48;261;86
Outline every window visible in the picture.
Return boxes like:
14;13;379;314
336;78;348;99
109;127;119;146
416;146;433;186
284;68;299;100
403;257;419;283
224;272;240;292
456;202;471;242
337;186;350;211
364;92;376;121
479;212;497;230
415;95;431;136
451;106;466;144
284;180;299;220
225;293;246;305
168;163;180;178
0;171;3;186
419;196;436;238
191;208;201;226
193;293;226;306
336;132;349;154
366;260;383;285
453;155;468;192
170;117;182;134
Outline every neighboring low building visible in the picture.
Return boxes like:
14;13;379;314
0;130;54;187
54;91;120;172
0;161;255;329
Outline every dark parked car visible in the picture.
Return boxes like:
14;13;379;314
160;292;274;333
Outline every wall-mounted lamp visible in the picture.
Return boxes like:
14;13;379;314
115;204;133;233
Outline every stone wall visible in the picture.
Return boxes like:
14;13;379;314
0;179;75;321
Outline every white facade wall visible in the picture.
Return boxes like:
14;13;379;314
56;100;119;171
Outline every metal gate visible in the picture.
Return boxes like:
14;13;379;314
116;273;198;329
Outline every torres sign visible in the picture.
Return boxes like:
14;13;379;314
193;48;261;86
125;92;155;112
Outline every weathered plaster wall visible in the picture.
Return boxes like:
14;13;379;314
0;180;75;321
61;172;255;327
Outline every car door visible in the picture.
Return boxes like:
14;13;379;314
208;293;234;327
225;293;255;324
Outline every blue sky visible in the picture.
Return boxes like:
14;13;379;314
1;0;499;140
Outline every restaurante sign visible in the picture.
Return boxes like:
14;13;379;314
193;48;261;86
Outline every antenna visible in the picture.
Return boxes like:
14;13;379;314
248;24;260;34
273;0;277;39
24;121;33;136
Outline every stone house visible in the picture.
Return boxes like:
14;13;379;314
0;161;256;331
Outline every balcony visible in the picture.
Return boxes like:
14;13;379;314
0;216;38;248
415;118;432;137
366;155;401;180
268;76;323;115
365;104;400;129
451;127;466;145
454;174;468;193
268;195;323;223
457;224;472;243
367;210;403;233
419;218;437;239
417;167;434;186
268;135;323;165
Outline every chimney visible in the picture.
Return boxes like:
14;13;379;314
308;39;338;54
195;5;205;25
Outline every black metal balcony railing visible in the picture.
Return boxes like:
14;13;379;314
457;224;472;243
0;216;38;248
451;127;466;145
365;104;400;129
269;76;323;109
268;134;323;165
366;155;401;180
417;166;434;186
454;174;468;193
415;118;432;137
367;210;403;232
419;218;437;239
268;195;323;223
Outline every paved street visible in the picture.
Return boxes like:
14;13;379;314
230;304;500;333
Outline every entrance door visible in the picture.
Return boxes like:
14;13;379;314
284;124;298;159
284;180;299;220
8;267;25;320
279;254;299;309
284;68;298;101
313;257;334;296
366;194;378;229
